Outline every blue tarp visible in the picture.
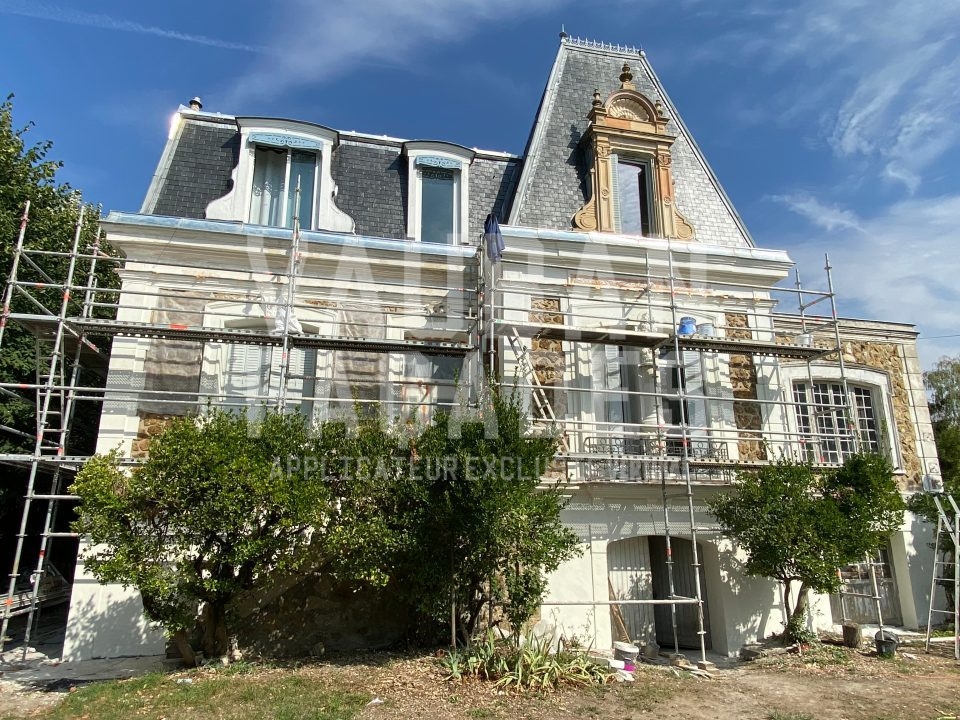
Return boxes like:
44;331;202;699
484;212;505;262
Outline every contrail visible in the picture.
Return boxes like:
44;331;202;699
1;1;269;54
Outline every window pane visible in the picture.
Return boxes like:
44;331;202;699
617;161;651;236
853;386;880;452
421;169;455;244
249;147;286;226
286;151;316;230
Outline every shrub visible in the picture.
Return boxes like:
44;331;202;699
438;631;613;690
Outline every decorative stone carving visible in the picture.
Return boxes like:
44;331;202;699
726;312;767;462
571;63;696;241
608;98;650;121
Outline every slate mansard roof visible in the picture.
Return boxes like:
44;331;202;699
510;38;754;248
139;37;751;248
142;113;522;243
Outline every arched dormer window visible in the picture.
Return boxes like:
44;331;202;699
206;118;354;233
573;64;695;241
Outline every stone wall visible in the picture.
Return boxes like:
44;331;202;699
529;298;567;420
725;312;766;461
131;413;176;459
842;341;921;489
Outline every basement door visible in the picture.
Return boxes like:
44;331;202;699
607;536;655;646
648;536;712;650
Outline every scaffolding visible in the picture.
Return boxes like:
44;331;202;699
0;203;897;664
485;235;891;663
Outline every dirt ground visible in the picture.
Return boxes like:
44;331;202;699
2;640;958;720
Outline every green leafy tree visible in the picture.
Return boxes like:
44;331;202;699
708;455;905;642
911;355;960;503
70;409;333;662
395;386;581;643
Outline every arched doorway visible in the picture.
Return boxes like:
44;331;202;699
648;536;711;650
607;536;711;650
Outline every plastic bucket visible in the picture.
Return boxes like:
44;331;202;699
874;630;898;656
677;317;697;336
613;641;640;662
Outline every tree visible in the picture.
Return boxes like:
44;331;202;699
71;386;582;659
914;355;960;499
393;386;581;643
708;455;905;642
70;409;333;662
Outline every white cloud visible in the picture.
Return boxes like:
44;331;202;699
0;1;268;53
224;0;567;104
712;1;960;192
783;194;960;367
772;194;864;233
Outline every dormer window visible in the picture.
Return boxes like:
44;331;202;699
573;64;694;241
249;146;318;229
206;118;355;234
613;157;655;236
420;166;458;244
404;142;474;245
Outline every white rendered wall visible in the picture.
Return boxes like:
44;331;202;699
62;541;166;661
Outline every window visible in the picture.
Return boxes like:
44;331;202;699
793;381;882;463
248;147;318;229
420;168;457;244
401;353;460;423
221;344;317;420
658;349;706;427
614;158;654;236
403;142;474;245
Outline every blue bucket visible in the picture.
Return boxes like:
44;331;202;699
677;317;697;336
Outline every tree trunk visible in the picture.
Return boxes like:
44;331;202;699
782;579;794;621
172;629;197;666
791;583;810;626
201;601;230;660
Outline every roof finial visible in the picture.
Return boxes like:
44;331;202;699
560;24;568;39
619;63;634;88
592;89;602;108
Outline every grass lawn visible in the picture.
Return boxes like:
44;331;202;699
7;668;369;720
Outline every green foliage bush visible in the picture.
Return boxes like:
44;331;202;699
438;630;613;690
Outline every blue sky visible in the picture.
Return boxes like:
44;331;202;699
1;0;958;368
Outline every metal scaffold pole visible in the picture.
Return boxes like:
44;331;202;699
277;182;302;412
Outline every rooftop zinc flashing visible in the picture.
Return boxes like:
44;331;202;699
102;212;480;260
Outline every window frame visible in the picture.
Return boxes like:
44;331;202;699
781;364;900;468
248;144;321;230
611;154;658;237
